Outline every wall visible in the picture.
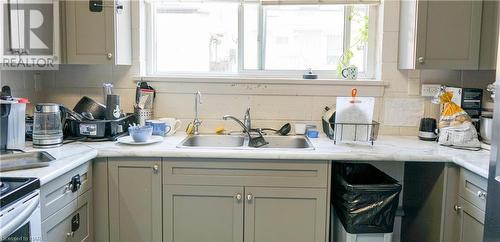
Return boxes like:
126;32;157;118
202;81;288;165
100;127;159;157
4;0;497;135
0;70;39;113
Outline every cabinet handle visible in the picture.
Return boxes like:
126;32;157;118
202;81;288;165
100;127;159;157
246;193;253;201
66;232;74;238
92;2;123;9
235;193;242;201
454;205;462;212
152;165;159;174
417;57;425;64
107;53;113;60
477;191;487;199
65;184;73;193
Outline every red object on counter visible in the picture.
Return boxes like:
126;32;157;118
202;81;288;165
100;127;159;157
17;98;30;103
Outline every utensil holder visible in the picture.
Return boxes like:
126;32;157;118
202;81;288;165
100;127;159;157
135;108;153;126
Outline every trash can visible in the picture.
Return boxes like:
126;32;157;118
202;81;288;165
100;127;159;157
332;163;402;237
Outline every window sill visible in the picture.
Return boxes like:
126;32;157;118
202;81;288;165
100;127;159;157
137;75;388;86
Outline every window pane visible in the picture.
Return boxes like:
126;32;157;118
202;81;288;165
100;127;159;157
262;5;344;70
243;4;259;70
348;5;369;73
155;2;239;73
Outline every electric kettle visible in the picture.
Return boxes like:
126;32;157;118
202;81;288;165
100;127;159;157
32;103;63;148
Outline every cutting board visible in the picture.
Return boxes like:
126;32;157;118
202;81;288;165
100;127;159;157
335;91;375;142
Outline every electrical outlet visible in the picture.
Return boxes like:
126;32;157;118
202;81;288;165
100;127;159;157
421;84;441;97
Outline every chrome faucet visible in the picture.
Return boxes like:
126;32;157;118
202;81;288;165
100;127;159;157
223;114;268;148
223;115;250;134
243;107;251;131
193;91;202;135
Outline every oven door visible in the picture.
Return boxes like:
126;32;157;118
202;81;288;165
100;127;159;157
0;191;41;242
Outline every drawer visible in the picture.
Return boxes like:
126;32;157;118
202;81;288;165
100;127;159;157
42;189;93;242
163;158;329;188
41;162;92;220
459;168;488;211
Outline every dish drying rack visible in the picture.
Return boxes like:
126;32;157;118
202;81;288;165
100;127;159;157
322;120;380;145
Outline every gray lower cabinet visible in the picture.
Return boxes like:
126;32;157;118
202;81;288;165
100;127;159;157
163;185;327;242
163;185;244;242
108;158;162;242
441;167;486;242
162;159;330;242
41;189;92;242
244;187;327;242
457;197;485;242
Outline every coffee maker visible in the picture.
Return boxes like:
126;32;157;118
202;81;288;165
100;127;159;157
1;100;10;152
1;86;27;153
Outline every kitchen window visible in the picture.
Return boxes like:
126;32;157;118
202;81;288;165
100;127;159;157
146;0;378;79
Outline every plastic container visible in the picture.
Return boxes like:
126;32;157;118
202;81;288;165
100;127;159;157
333;215;393;242
332;163;402;234
6;102;26;150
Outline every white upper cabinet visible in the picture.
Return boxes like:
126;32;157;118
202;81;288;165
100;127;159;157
63;0;131;65
0;0;61;66
398;0;498;70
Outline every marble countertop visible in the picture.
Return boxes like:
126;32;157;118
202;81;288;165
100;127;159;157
0;143;97;185
0;135;492;185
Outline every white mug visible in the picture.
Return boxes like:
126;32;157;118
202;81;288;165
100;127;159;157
294;123;307;135
159;118;182;135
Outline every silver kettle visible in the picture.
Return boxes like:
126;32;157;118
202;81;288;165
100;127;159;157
32;103;63;148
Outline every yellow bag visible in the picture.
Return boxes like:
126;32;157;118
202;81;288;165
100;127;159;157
438;91;471;128
438;91;480;149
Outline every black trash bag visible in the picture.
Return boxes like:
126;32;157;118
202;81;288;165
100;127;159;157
333;163;402;234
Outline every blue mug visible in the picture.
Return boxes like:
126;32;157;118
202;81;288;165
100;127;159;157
145;120;171;136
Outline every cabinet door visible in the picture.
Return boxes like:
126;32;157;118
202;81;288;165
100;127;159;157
163;185;244;242
244;187;327;242
415;0;483;69
108;158;162;242
42;190;92;242
458;197;485;242
64;0;114;64
479;0;499;70
442;164;461;242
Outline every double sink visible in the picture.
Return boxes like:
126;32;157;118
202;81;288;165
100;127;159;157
178;134;314;150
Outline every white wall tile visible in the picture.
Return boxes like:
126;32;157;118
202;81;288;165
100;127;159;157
381;31;399;63
250;95;313;120
383;0;400;32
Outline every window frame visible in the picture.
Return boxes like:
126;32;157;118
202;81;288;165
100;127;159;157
146;1;378;79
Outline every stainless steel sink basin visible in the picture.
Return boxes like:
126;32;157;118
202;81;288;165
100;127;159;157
257;136;313;149
178;135;314;150
0;151;55;172
179;135;245;148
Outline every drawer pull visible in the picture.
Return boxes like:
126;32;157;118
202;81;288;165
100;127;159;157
477;191;487;199
235;193;242;201
454;205;462;212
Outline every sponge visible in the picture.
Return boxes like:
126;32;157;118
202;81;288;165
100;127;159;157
215;126;225;134
185;122;194;135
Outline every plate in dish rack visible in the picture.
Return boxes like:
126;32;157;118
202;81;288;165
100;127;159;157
117;135;163;145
